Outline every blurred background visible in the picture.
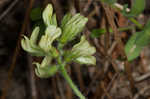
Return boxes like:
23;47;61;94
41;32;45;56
0;0;150;99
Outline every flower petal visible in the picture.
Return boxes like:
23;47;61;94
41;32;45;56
34;63;58;78
64;35;96;63
30;27;40;44
76;56;96;65
39;25;61;52
59;13;88;44
72;35;96;56
42;4;53;26
21;36;45;56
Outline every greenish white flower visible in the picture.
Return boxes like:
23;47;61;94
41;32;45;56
43;4;53;26
65;35;96;65
34;56;58;78
35;63;58;78
59;14;88;44
21;3;96;98
21;27;45;56
61;13;72;29
39;25;61;52
43;4;57;26
72;36;96;56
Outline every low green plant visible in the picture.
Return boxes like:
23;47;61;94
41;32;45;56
91;0;149;61
21;4;96;99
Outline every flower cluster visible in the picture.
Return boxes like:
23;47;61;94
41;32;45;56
21;4;96;78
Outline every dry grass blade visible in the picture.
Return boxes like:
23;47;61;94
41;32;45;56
101;2;136;95
0;0;19;21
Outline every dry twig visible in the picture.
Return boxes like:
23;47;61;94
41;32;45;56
133;86;150;99
0;0;19;21
101;2;136;95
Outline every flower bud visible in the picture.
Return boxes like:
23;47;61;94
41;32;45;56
59;13;88;44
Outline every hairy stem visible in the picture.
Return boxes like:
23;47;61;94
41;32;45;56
60;65;85;99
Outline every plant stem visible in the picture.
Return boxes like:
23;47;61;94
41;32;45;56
60;65;85;99
128;18;143;29
95;26;135;35
113;26;135;32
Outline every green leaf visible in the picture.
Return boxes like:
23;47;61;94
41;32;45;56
30;7;42;21
130;0;145;16
143;20;150;32
59;13;88;44
123;0;145;17
90;29;105;38
101;0;117;5
125;32;143;61
122;4;129;16
125;20;150;61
